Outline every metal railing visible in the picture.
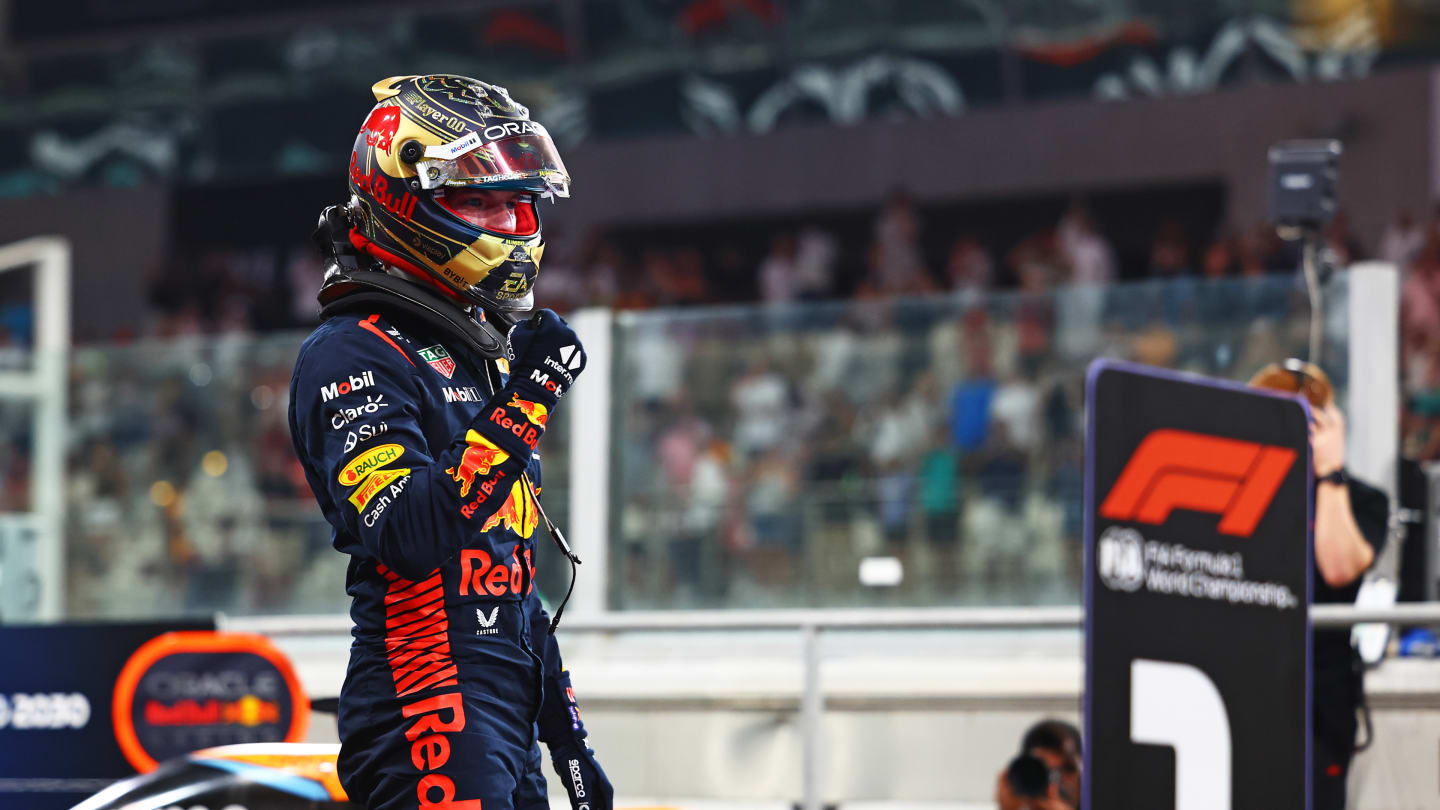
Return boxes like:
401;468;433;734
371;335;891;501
221;602;1440;810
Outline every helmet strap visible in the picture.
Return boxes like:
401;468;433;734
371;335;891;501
318;269;510;361
314;204;509;360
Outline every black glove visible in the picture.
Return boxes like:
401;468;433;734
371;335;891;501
550;743;613;810
508;309;585;404
538;666;611;810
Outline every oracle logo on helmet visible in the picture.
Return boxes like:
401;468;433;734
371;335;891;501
482;121;548;143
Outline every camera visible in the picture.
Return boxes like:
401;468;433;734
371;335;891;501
1006;753;1053;799
1267;139;1341;230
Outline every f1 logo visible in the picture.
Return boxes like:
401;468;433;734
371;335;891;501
1099;429;1296;537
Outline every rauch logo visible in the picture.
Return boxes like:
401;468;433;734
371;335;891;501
1098;428;1296;538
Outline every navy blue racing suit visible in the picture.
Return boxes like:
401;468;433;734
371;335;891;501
288;307;590;810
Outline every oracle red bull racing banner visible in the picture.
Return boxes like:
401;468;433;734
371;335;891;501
0;621;211;810
112;631;310;772
1084;360;1312;810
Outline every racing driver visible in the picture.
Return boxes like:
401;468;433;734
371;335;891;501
288;75;612;810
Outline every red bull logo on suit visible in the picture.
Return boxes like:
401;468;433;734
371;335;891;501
479;480;539;539
446;431;510;498
508;394;548;427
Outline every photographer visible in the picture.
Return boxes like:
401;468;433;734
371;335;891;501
1250;361;1390;810
995;719;1081;810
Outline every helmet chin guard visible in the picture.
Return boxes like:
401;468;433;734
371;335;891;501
314;204;511;361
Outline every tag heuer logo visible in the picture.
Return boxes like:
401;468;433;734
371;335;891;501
418;345;456;379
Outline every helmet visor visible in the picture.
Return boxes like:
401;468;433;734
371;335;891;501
417;128;570;197
435;189;539;236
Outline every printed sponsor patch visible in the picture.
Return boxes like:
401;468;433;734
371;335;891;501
443;386;484;403
330;393;388;430
338;443;405;487
507;393;548;427
418;344;457;379
362;474;411;529
343;421;389;452
446;431;510;497
348;467;410;511
320;370;377;402
479;479;539;539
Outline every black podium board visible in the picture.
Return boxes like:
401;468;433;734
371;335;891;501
1085;360;1313;810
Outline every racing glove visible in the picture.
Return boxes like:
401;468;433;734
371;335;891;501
539;667;613;810
507;309;586;405
550;743;612;810
466;309;585;467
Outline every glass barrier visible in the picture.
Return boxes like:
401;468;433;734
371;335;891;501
56;273;1349;619
61;332;575;619
608;273;1350;610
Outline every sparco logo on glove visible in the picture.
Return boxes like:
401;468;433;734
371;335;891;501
568;757;588;809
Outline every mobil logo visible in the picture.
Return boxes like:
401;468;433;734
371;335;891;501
1099;428;1296;538
320;370;377;402
527;370;564;398
443;386;485;404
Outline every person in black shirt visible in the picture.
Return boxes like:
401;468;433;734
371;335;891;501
1252;360;1389;810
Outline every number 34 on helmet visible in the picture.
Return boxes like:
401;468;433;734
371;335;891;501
345;74;571;313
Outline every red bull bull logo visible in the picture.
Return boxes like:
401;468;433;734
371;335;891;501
362;105;402;154
447;430;510;497
508;394;549;427
479;480;539;539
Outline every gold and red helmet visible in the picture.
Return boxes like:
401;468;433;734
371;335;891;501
346;74;571;312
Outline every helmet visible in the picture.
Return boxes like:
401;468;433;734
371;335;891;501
345;74;571;312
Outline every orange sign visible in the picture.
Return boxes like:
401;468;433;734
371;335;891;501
112;632;309;772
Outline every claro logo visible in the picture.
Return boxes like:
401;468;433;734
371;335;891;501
1099;429;1296;538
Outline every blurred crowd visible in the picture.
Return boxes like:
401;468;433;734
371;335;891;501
606;269;1315;609
60;336;329;617
24;187;1440;616
136;191;1305;336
